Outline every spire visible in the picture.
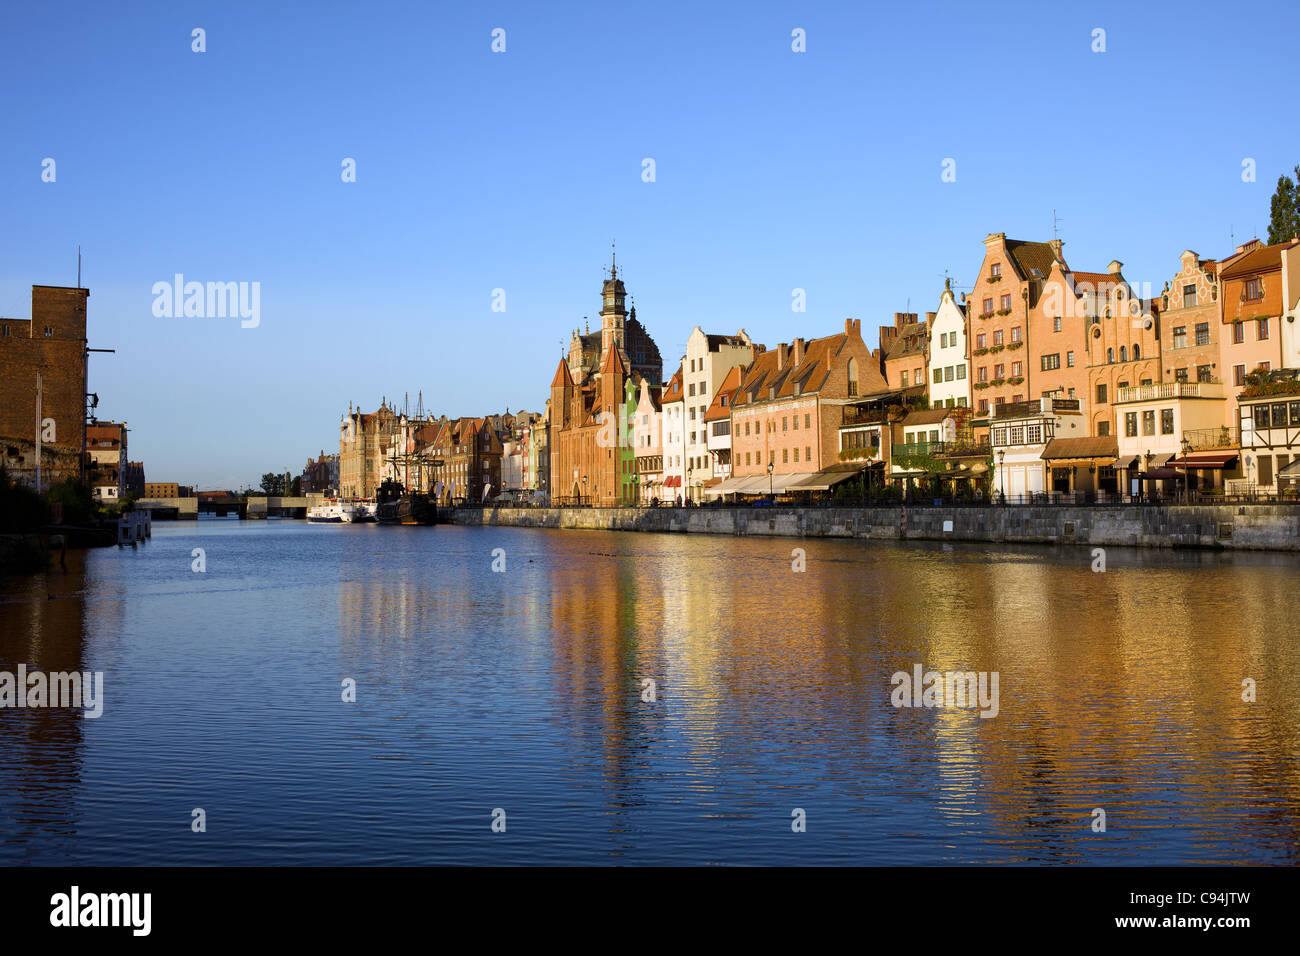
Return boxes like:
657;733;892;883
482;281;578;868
610;238;616;280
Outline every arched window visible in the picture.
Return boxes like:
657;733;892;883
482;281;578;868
1107;347;1114;363
1120;346;1128;362
1132;344;1140;360
847;357;859;396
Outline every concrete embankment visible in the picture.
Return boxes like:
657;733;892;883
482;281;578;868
449;504;1300;551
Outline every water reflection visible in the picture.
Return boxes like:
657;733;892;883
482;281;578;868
1;523;1297;864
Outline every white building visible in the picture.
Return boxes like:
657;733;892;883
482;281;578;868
991;397;1087;499
681;327;754;502
660;368;686;503
927;280;969;408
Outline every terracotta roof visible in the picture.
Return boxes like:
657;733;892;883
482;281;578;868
1219;240;1297;279
599;344;627;376
1070;271;1116;290
703;365;743;422
737;329;885;405
1041;436;1119;460
662;368;684;403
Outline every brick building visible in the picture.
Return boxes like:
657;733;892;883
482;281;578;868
339;401;401;497
0;285;90;489
879;312;927;389
85;421;128;502
727;318;888;493
1081;261;1162;437
1158;250;1224;400
1217;239;1298;423
549;262;660;507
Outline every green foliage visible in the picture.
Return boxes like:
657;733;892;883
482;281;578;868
0;464;46;533
45;477;95;524
1268;167;1300;246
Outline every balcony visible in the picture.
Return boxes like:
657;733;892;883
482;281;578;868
1116;381;1223;404
1183;425;1239;450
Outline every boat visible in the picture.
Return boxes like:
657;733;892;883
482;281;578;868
307;501;356;523
376;479;437;525
352;499;379;523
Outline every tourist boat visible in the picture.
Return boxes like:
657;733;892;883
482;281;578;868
351;499;379;523
307;501;356;523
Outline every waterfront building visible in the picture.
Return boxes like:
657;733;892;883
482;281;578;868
301;450;339;496
968;234;1062;421
1115;381;1235;496
723;318;888;496
679;327;756;502
659;368;685;503
889;406;967;490
991;397;1089;498
144;482;180;498
1023;253;1088;406
703;365;743;491
426;417;503;504
125;460;145;499
0;285;91;489
1283;242;1300;369
501;437;524;491
1232;376;1300;492
1157;250;1225;405
85;421;128;502
632;377;664;504
549;261;657;506
1217;239;1298;424
1083;261;1163;438
926;281;969;409
339;400;401;497
880;312;926;390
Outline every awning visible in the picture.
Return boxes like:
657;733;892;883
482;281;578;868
787;463;869;491
769;472;817;493
1138;467;1185;480
701;477;722;488
1166;453;1239;469
1279;458;1300;477
663;475;680;488
1041;436;1119;463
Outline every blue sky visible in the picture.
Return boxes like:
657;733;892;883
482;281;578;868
3;0;1297;488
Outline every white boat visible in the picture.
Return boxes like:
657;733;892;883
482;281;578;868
352;500;379;523
307;501;356;523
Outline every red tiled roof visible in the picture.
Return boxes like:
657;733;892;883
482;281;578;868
1219;240;1297;279
551;359;574;388
703;365;742;421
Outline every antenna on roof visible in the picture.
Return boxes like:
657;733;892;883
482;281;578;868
1052;209;1061;241
77;245;82;288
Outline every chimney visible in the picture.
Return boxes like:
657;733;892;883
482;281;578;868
1108;260;1123;277
1049;238;1064;260
776;342;789;370
926;311;936;325
791;338;805;366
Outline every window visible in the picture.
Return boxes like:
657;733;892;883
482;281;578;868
978;399;989;414
43;326;53;337
1258;318;1270;340
0;325;8;337
745;421;750;435
900;370;908;387
991;262;1002;279
1009;426;1023;445
983;298;994;314
944;366;954;382
1041;353;1061;371
1142;409;1156;436
1107;348;1114;363
804;415;810;428
1125;412;1138;437
1119;346;1128;362
1000;294;1012;311
993;330;1004;345
1118;381;1129;390
1011;361;1022;377
976;333;986;349
1183;283;1197;307
782;417;788;432
1254;405;1271;429
782;448;788;463
1133;344;1140;360
1197;365;1212;383
805;446;811;461
688;383;695;396
956;365;966;380
1096;383;1107;404
1234;364;1246;386
1011;326;1021;342
1012;394;1023;402
1174;367;1188;383
978;366;988;383
1097;421;1110;436
994;364;1005;379
915;367;922;382
1172;326;1187;349
1161;408;1174;435
1027;424;1042;443
933;367;943;384
1195;323;1209;346
1053;316;1061;332
792;416;798;430
993;427;1007;446
793;447;799;462
1233;323;1244;344
1245;278;1262;300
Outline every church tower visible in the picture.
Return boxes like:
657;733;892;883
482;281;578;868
600;248;628;359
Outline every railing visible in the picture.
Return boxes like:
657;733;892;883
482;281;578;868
1117;382;1222;403
1182;425;1239;450
841;407;890;426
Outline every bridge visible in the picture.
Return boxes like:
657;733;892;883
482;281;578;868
133;494;328;519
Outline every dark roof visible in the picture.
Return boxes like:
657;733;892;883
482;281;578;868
993;400;1047;420
1219;240;1297;279
1005;240;1058;282
884;324;927;361
902;408;962;426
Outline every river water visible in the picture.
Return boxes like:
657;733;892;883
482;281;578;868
1;520;1297;865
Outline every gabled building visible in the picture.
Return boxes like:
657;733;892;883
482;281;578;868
86;421;128;502
1082;261;1162;438
723;318;888;496
340;400;401;498
632;378;664;504
1217;238;1299;421
880;312;927;389
927;280;969;408
968;233;1063;420
679;327;757;502
703;365;743;488
659;368;686;503
1158;250;1224;398
549;261;654;506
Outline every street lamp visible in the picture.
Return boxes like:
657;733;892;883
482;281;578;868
582;474;587;507
996;449;1005;503
1181;437;1192;504
767;460;774;501
687;464;693;507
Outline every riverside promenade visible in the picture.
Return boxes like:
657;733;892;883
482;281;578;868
450;503;1300;552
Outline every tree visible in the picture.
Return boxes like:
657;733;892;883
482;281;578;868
259;472;285;495
1267;166;1300;246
